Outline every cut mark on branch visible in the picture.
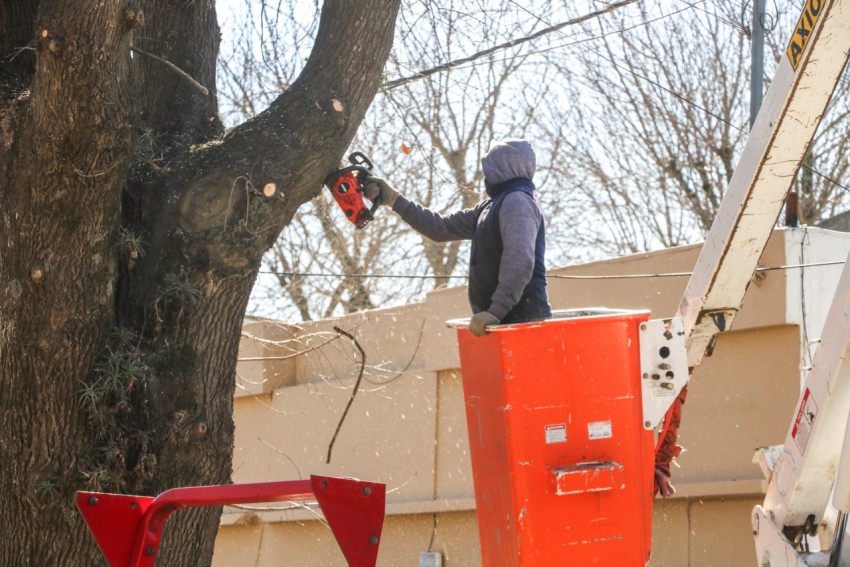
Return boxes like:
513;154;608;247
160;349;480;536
125;8;145;30
130;46;209;96
325;326;366;464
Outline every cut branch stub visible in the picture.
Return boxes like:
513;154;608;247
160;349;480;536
125;7;144;30
47;37;64;55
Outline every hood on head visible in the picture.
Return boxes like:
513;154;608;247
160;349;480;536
481;139;536;186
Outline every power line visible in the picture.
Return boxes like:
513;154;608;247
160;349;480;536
259;259;845;282
375;2;706;203
262;271;458;280
426;1;702;73
383;0;639;91
591;48;741;135
679;0;747;33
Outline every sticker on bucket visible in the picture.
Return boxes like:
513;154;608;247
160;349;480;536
588;420;613;440
545;423;567;444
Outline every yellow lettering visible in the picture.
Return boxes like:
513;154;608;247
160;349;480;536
786;0;824;70
789;42;803;67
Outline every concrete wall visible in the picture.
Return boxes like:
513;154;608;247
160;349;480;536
214;228;850;566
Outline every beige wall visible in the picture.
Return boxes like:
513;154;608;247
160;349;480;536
652;497;761;567
214;228;850;566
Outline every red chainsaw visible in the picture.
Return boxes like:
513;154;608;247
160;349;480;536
324;152;381;229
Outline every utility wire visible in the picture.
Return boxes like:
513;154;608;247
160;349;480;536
592;48;738;135
376;1;698;202
383;0;639;91
407;1;701;73
258;259;845;281
264;271;458;280
678;0;747;33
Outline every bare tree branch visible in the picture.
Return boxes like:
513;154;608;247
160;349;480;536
325;326;367;464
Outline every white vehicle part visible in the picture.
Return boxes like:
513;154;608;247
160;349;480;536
762;246;850;529
639;317;688;430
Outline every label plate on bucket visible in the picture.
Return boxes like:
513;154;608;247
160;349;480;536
545;423;567;444
588;420;613;440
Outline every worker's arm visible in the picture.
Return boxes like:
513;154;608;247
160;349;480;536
487;191;541;321
366;176;480;241
392;194;481;242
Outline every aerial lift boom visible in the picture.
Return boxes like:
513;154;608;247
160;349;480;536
676;0;850;371
666;0;850;564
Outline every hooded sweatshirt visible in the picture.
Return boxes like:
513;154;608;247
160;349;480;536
392;139;551;323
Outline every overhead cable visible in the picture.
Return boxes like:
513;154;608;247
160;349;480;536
383;0;639;90
258;259;846;281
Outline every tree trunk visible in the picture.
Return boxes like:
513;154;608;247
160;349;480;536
0;0;400;564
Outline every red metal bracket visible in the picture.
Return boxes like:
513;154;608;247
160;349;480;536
75;475;385;567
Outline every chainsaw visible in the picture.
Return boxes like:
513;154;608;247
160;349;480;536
324;152;381;229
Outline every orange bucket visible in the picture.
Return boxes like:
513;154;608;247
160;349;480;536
452;309;655;566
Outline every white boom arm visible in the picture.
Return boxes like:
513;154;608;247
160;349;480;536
676;0;850;369
754;246;850;564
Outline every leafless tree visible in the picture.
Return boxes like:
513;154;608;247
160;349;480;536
226;0;595;320
0;1;399;564
540;0;850;259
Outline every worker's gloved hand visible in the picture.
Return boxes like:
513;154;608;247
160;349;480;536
654;464;677;498
469;311;500;337
364;176;399;208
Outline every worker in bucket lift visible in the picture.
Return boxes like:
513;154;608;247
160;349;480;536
365;138;552;336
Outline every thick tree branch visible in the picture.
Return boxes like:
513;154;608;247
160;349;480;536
120;0;403;302
1;0;401;563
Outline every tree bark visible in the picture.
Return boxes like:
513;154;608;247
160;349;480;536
0;0;400;564
1;1;135;563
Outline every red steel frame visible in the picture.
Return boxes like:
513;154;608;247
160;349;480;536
76;475;385;567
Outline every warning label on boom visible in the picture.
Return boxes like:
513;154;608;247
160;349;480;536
786;0;824;70
792;387;818;455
